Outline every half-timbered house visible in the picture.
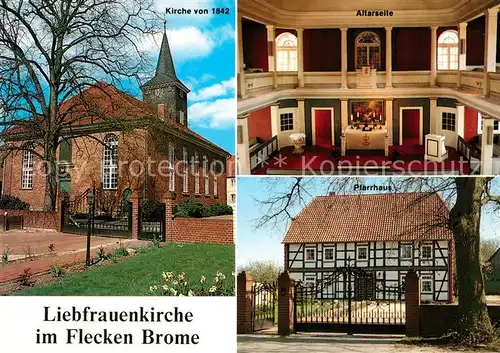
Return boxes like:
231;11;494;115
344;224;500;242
283;192;454;302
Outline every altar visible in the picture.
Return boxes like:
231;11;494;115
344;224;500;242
341;127;389;156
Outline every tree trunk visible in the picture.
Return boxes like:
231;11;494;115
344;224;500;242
451;177;494;345
43;142;58;211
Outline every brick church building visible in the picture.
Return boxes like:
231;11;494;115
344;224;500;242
2;31;230;211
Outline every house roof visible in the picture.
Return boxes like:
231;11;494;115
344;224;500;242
141;32;190;93
4;83;227;155
283;192;453;244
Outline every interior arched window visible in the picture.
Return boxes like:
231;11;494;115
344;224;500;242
276;32;298;72
102;134;118;190
355;31;381;70
438;30;459;70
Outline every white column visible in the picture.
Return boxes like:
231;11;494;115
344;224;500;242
430;98;438;134
481;114;494;175
270;104;280;149
237;115;250;175
341;28;348;89
430;26;438;87
457;104;465;138
341;99;348;132
385;99;393;145
385;27;393;88
297;28;305;88
485;8;498;73
458;22;468;70
266;25;277;89
297;99;305;133
237;15;246;99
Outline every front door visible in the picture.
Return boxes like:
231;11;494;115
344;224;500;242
315;110;333;149
402;109;420;146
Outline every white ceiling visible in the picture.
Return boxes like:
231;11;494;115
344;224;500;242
261;0;472;12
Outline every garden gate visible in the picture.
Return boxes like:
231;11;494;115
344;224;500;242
252;281;278;331
294;265;405;334
62;188;132;238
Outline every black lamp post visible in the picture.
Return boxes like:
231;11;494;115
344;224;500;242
86;188;95;266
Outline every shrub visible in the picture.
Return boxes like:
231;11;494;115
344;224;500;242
95;246;112;262
1;248;8;265
141;199;164;221
50;265;64;278
0;195;30;210
18;268;34;286
173;200;233;218
150;270;235;296
114;247;129;258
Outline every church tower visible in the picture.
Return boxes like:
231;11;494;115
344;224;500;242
141;26;190;125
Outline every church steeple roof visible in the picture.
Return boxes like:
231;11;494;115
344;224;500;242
142;27;190;93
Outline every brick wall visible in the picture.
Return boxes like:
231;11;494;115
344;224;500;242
169;217;234;244
0;209;61;231
237;272;255;334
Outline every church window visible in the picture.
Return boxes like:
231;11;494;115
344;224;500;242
21;143;35;190
355;31;381;70
438;30;459;70
102;134;118;190
276;32;298;72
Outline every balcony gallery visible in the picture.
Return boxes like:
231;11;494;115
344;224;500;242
236;0;500;176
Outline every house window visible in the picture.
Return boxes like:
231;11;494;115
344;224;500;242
21;144;34;190
324;248;334;261
203;155;209;195
194;151;200;194
276;32;298;72
280;113;294;131
179;111;185;125
355;31;381;70
357;246;368;260
438;30;459;70
400;244;413;260
102;134;118;190
168;143;175;192
213;174;218;197
421;245;433;259
183;147;188;193
478;113;500;134
441;112;456;132
421;275;433;293
231;194;236;203
230;178;235;187
305;248;316;261
304;276;315;287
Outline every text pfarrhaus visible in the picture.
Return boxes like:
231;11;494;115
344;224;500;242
356;10;394;17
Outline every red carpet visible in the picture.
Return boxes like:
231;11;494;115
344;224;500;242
251;145;471;175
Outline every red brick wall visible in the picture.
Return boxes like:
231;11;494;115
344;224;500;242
0;209;61;231
170;217;233;244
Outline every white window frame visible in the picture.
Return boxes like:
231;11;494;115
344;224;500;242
203;155;209;195
421;244;433;260
324;247;334;261
280;112;294;132
400;244;413;260
102;134;118;190
194;151;200;194
421;275;433;293
276;32;298;72
441;112;456;132
213;174;218;197
168;142;175;192
477;113;500;134
21;145;34;190
355;31;381;70
357;246;368;261
437;30;459;71
182;147;188;193
304;276;316;287
305;248;316;262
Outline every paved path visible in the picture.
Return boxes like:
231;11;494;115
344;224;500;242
238;333;498;353
0;231;150;283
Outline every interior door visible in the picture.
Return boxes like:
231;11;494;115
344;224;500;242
402;109;420;146
315;110;333;149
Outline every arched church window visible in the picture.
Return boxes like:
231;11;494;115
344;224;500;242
355;31;381;70
21;143;35;190
438;30;459;70
102;134;118;190
276;32;298;72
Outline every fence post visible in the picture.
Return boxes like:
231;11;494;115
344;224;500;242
237;271;254;334
405;270;421;337
163;191;176;243
57;191;69;232
278;270;295;336
130;192;141;240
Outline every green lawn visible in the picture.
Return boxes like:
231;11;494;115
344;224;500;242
16;243;235;296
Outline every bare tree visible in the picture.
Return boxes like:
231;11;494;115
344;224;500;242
0;0;161;210
254;176;500;345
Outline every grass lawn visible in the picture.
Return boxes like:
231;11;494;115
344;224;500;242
16;243;235;296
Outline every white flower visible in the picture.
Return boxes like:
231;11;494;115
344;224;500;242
200;276;206;284
172;280;178;286
170;288;177;296
188;290;194;296
178;272;186;281
231;272;235;276
209;286;217;293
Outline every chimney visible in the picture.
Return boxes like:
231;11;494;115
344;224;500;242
329;192;335;196
157;104;165;120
